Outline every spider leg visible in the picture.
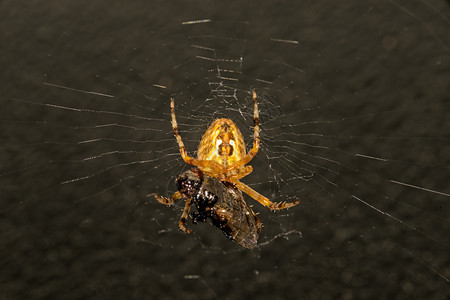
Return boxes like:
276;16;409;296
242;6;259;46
154;191;181;205
229;90;260;170
179;197;193;234
232;180;300;210
224;165;253;181
170;98;222;173
155;191;193;234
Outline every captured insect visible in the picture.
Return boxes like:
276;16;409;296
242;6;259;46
158;167;262;249
154;90;300;248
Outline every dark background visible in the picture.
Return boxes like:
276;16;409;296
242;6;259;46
1;0;449;299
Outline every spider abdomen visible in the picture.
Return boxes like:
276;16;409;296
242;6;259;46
197;118;246;169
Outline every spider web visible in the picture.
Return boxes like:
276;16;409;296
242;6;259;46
1;0;449;298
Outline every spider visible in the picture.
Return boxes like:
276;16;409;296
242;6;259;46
155;90;300;235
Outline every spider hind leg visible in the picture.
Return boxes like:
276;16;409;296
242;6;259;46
170;98;223;174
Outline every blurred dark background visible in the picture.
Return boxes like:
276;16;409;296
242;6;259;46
1;0;449;299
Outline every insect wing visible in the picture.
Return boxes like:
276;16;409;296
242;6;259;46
219;183;262;249
200;176;261;249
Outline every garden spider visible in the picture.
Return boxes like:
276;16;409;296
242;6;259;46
155;90;300;234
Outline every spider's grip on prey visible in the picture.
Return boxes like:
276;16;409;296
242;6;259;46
155;90;300;248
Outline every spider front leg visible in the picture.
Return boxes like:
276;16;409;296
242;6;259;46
179;197;193;234
154;191;193;234
232;180;300;210
154;191;182;205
